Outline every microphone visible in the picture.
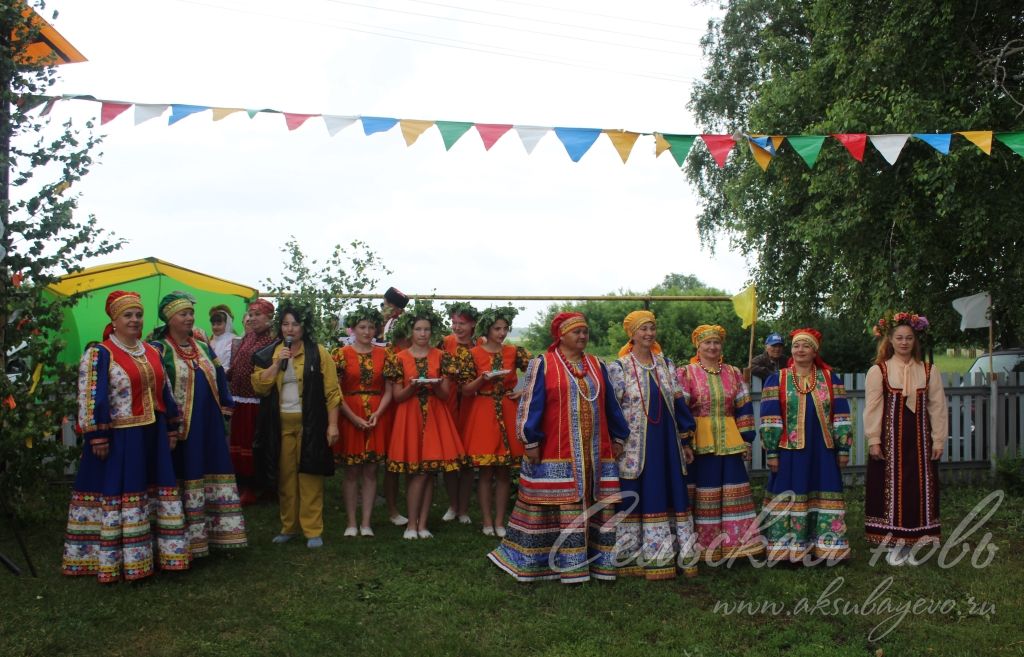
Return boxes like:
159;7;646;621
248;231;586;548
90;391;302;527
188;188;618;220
280;336;293;371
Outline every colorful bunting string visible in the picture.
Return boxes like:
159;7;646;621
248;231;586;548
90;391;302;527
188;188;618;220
37;94;1024;170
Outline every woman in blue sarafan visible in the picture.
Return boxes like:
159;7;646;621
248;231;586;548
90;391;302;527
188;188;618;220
758;327;852;564
62;291;190;583
606;310;699;580
488;312;630;584
151;291;247;558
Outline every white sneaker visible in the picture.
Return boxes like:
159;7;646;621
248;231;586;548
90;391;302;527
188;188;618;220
344;526;358;537
359;526;374;537
886;547;907;566
403;528;418;540
495;526;507;538
390;513;409;526
458;514;472;525
442;507;458;522
417;529;434;539
482;526;495;536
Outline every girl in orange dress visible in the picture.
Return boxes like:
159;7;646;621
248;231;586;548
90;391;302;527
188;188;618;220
387;302;465;539
439;302;482;524
332;305;401;537
459;306;531;537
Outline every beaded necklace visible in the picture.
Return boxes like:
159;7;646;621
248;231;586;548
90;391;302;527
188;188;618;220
629;353;662;424
109;333;145;358
555;348;600;402
170;337;201;370
793;364;817;395
697;357;723;375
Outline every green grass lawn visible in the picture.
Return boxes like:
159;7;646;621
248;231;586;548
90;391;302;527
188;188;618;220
1;482;1021;657
932;355;977;376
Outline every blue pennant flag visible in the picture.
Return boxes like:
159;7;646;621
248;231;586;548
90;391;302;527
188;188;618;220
748;135;776;155
553;127;602;162
361;116;399;136
913;133;952;155
168;104;208;125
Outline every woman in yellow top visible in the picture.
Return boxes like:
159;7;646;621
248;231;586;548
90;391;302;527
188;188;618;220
675;324;763;562
252;303;341;549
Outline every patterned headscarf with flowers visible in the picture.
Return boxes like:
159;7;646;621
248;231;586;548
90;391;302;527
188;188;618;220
689;324;726;364
618;310;663;358
548;312;587;352
787;327;831;370
103;290;144;340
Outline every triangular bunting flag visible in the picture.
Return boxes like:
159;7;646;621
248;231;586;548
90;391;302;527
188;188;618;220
731;285;757;329
399;119;434;146
832;133;868;161
246;109;261;119
476;124;513;151
553;127;602;162
957;131;993;155
211;108;244;122
323;115;356;136
747;139;773;171
100;101;131;125
361;117;398;136
786;135;827;168
869;134;910;165
604;130;640;164
748;135;776;155
435;121;473;150
134;104;167;125
284;113;319;131
514;126;549;154
168;104;208;125
913;133;952;155
16;95;49;112
654;133;672;157
39;97;57;116
771;135;785;150
661;134;695;167
994;132;1024;159
700;134;736;168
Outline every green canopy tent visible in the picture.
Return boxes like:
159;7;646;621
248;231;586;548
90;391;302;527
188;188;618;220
48;257;259;365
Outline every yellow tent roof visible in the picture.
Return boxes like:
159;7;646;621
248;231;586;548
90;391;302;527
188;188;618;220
13;4;87;66
49;257;258;299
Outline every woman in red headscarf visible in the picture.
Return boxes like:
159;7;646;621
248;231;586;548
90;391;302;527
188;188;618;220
759;328;852;564
62;291;191;583
488;312;630;583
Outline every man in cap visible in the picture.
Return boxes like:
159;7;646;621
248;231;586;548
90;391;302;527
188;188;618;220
750;332;787;382
376;286;410;348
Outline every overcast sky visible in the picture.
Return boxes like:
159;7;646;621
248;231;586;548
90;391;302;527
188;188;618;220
39;0;749;322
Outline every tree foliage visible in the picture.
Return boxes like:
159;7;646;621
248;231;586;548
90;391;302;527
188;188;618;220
687;0;1024;347
261;237;392;344
0;3;123;518
520;273;874;371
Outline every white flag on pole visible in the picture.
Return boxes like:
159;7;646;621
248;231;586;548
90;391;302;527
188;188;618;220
952;292;991;331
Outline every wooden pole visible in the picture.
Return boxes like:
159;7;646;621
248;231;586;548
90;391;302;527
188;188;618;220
989;312;997;477
258;292;734;302
746;323;756;382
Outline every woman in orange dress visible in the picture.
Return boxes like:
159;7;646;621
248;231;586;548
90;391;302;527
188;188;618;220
387;302;465;539
332;305;401;537
459;306;531;537
439;302;481;524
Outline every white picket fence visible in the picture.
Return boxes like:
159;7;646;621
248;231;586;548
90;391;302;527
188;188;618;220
746;372;1024;481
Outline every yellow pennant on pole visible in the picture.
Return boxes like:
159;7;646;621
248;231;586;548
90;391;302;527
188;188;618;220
731;285;757;329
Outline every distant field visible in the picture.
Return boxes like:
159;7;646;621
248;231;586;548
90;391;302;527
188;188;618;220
933;354;976;375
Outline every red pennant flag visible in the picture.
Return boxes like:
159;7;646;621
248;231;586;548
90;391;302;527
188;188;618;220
832;133;868;161
700;134;736;168
11;272;23;287
3;395;16;410
475;124;513;151
100;102;132;125
284;113;319;131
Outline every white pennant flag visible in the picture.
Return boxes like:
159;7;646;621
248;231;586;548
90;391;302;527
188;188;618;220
323;115;357;137
952;292;991;331
134;104;167;125
869;134;910;165
514;125;550;154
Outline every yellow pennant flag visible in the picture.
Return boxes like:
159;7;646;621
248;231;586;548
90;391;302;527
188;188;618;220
731;285;757;329
957;131;993;155
748;141;773;171
400;119;434;147
654;132;672;157
771;135;785;150
211;108;244;121
604;130;641;164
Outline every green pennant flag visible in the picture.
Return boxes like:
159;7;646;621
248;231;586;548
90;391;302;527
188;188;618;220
995;132;1024;159
435;121;474;151
786;135;827;168
662;134;696;167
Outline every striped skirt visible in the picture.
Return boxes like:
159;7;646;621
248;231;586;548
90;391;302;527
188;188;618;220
688;453;764;561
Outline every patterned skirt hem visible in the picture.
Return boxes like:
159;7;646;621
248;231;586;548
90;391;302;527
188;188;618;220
387;459;463;474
